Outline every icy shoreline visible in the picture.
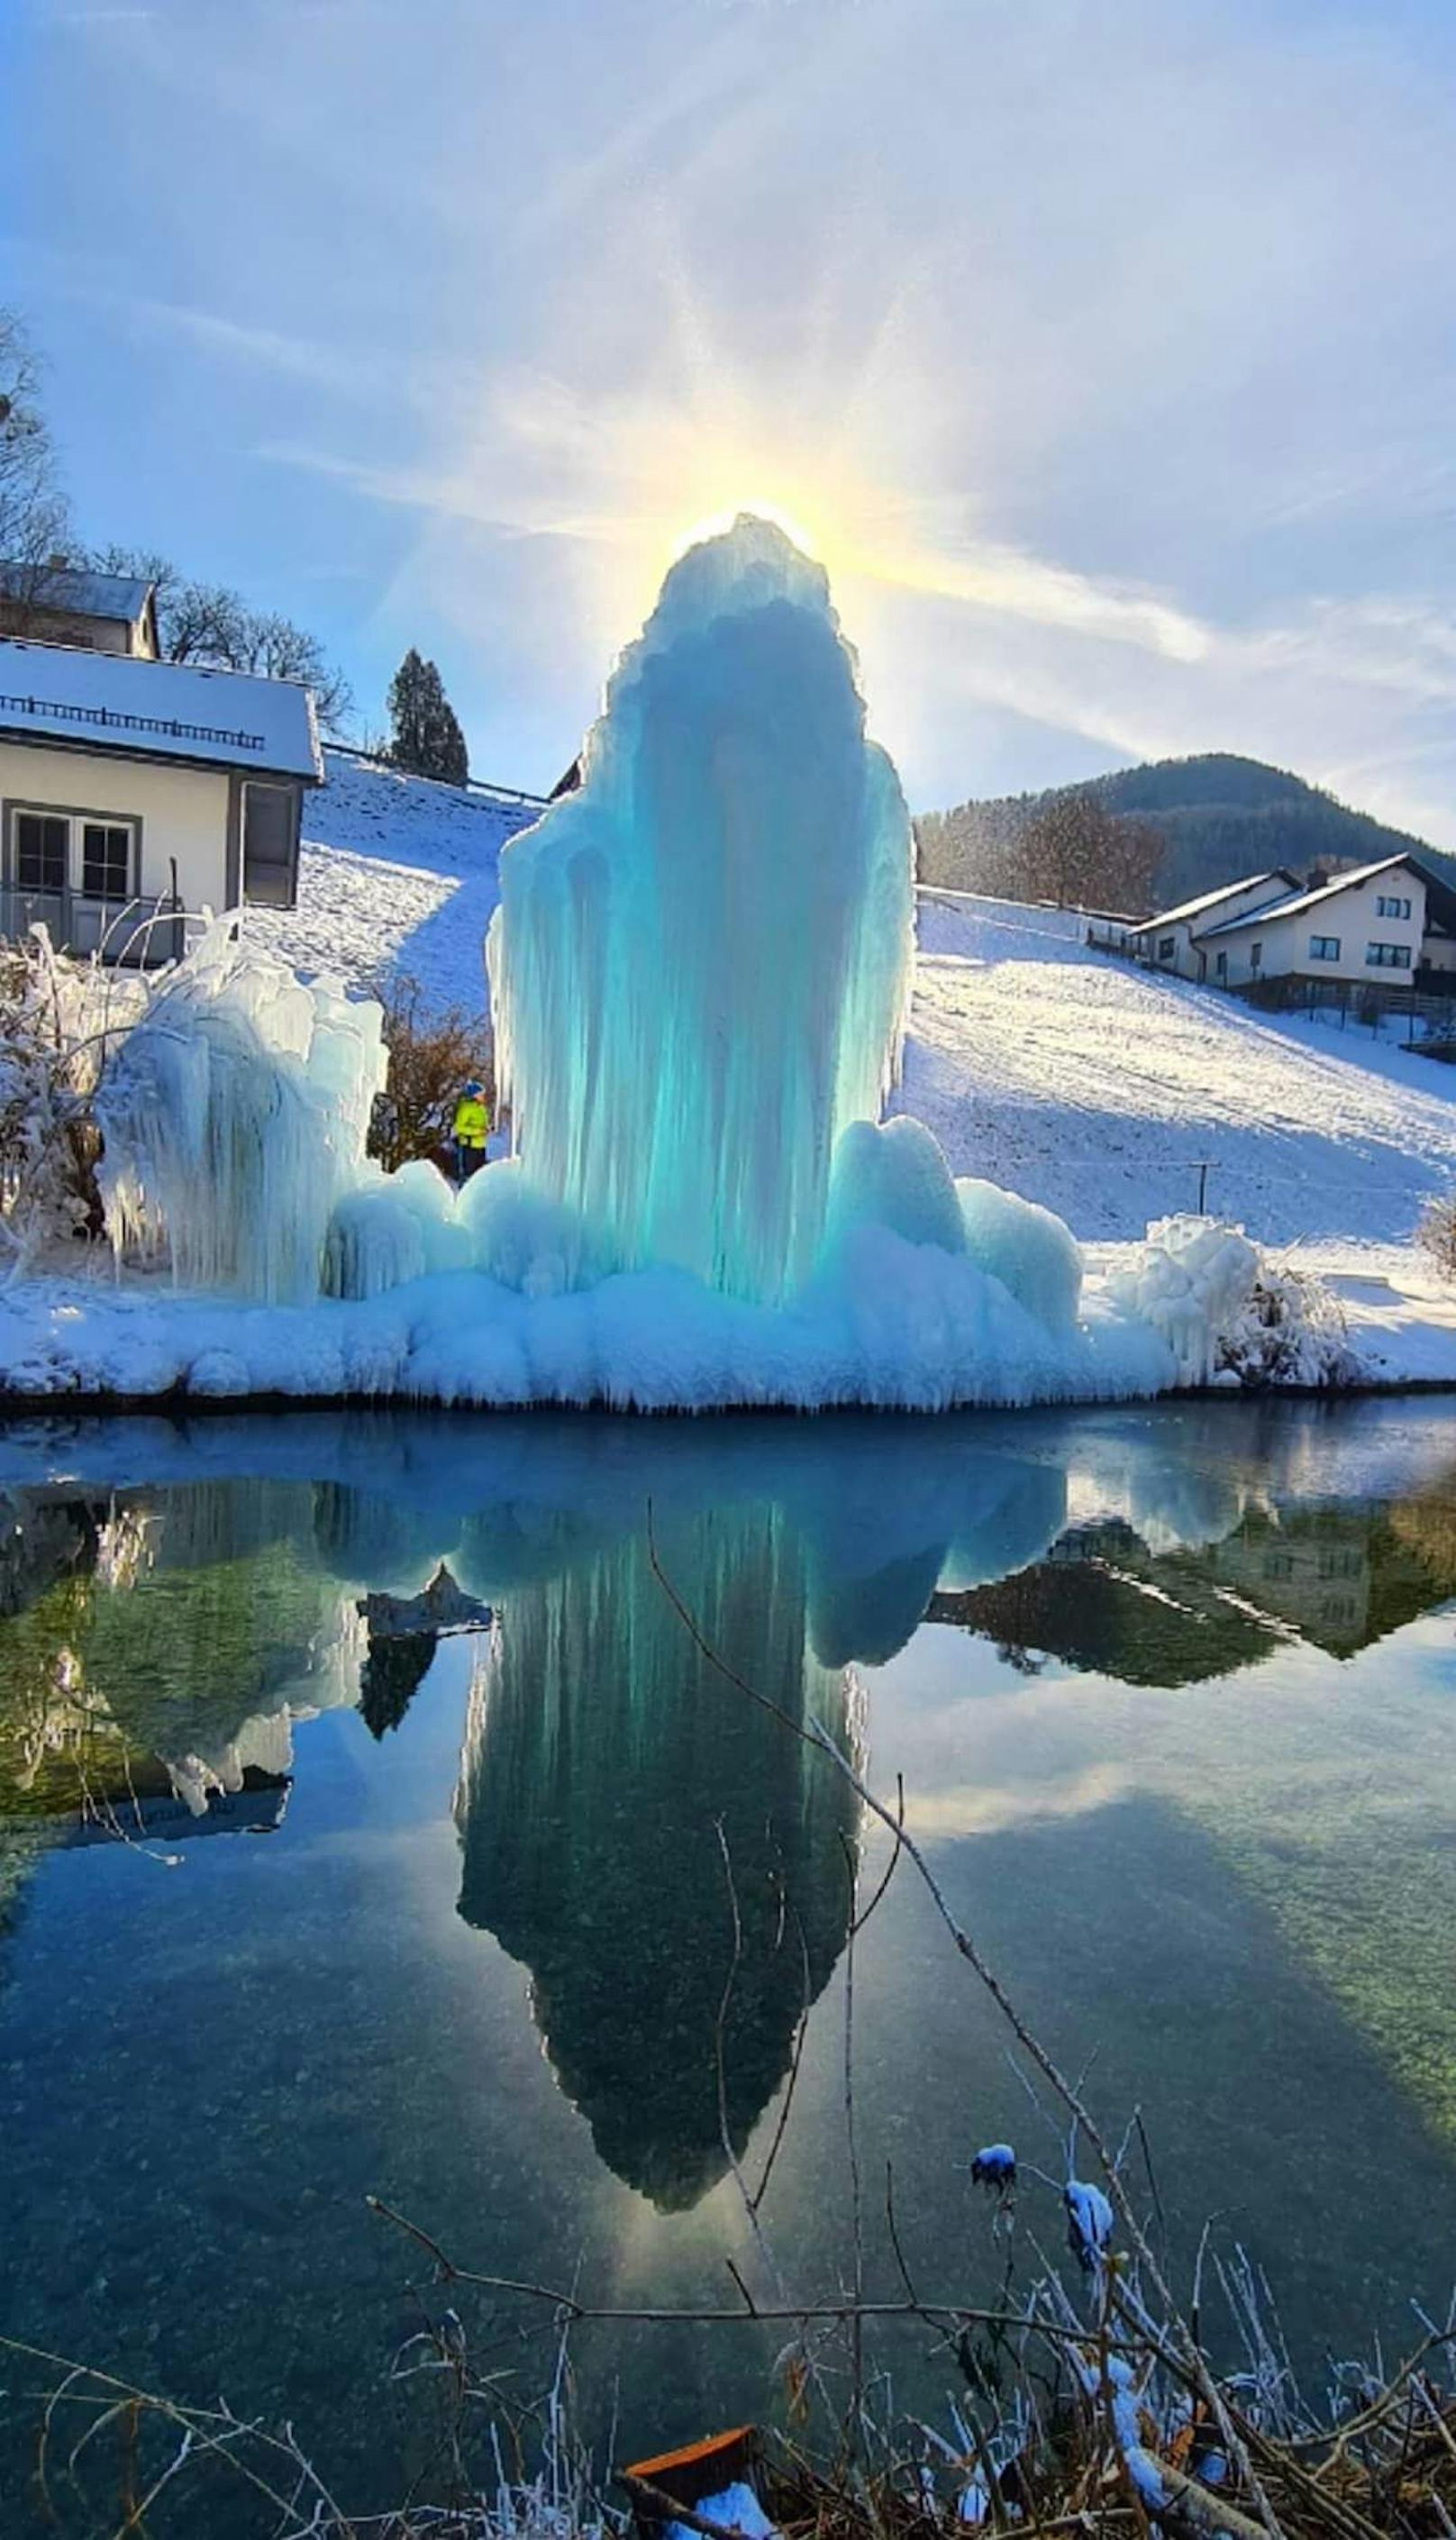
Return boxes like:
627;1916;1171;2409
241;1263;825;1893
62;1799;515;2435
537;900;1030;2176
4;1242;1452;1411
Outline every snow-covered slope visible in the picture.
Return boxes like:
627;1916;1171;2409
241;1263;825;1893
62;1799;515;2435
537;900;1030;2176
242;749;541;1010
243;753;1456;1258
902;892;1456;1245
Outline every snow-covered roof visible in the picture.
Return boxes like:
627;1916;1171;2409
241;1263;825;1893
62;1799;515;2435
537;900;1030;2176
0;562;153;623
1195;855;1422;941
0;636;323;780
1124;870;1297;935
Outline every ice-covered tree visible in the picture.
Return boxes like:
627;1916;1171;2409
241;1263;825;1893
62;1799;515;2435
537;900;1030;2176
385;649;469;786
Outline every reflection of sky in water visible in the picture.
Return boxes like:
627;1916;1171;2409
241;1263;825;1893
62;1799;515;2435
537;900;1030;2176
1;1397;1455;2523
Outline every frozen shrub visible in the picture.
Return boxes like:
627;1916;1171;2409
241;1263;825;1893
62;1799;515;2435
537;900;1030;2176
1106;1215;1355;1388
1417;1191;1456;1283
0;929;136;1276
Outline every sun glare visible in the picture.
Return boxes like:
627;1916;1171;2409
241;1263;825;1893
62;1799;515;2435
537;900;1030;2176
673;499;823;560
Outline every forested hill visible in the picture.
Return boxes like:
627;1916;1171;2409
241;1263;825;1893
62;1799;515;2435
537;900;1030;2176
915;753;1446;911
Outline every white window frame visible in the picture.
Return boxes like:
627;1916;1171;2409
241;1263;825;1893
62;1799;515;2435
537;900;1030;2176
1375;894;1412;921
1250;941;1263;972
5;801;139;903
1309;933;1340;961
1366;941;1413;970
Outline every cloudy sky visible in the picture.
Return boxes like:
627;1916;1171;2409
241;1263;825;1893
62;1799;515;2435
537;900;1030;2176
4;0;1454;836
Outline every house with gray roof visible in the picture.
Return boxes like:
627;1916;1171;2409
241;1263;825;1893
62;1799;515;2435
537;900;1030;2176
0;561;159;660
1122;854;1456;998
0;584;322;961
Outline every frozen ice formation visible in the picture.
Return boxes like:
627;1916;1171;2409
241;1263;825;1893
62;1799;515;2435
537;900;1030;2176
74;516;1351;1411
487;514;915;1306
96;918;387;1306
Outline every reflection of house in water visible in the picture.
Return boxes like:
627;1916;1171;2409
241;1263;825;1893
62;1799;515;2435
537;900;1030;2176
1211;1515;1370;1652
453;1509;858;2212
60;1763;291;1847
933;1483;1456;1683
356;1569;491;1741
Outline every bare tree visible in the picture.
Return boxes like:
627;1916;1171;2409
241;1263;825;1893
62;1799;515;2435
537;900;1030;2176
1017;787;1164;914
86;542;354;734
0;306;70;618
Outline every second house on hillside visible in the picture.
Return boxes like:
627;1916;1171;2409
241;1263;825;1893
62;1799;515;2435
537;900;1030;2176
0;620;321;963
1124;855;1456;999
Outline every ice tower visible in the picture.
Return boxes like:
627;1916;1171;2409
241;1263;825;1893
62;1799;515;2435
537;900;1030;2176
487;514;915;1306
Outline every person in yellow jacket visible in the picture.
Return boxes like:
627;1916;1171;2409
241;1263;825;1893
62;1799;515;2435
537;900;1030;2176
451;1079;491;1183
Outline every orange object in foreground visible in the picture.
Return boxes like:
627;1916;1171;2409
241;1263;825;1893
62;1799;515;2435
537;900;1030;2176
623;2426;760;2523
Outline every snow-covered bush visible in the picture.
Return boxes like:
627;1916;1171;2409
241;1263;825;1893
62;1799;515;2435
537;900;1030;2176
1106;1215;1355;1389
0;929;141;1278
1417;1189;1456;1283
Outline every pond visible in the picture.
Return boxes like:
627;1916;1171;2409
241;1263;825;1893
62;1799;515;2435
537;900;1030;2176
2;1397;1456;2531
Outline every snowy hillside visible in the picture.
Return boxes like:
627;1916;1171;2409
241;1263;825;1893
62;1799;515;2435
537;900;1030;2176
242;748;542;1010
903;893;1456;1245
244;754;1456;1256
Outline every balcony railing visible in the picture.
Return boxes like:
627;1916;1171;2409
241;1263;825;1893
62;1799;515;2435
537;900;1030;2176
0;886;197;968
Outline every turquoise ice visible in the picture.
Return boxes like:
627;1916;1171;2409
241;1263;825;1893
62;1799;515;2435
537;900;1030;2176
487;514;915;1306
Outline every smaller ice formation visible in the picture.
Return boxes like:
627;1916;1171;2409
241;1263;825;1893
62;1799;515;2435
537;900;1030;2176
96;918;387;1305
323;1157;471;1301
1106;1215;1354;1389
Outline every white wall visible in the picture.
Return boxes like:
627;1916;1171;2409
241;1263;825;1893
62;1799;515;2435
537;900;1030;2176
0;740;231;908
1139;876;1293;979
1205;870;1427;988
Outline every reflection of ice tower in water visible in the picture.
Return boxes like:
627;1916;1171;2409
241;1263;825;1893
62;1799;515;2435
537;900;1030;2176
487;514;915;1303
453;1505;860;2210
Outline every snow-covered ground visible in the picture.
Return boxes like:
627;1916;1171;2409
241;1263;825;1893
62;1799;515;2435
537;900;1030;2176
904;891;1456;1247
6;771;1456;1407
252;768;1456;1266
241;748;541;1011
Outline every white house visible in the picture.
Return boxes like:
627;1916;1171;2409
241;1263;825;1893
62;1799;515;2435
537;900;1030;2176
0;629;321;962
0;563;160;659
1124;854;1456;998
1122;871;1298;979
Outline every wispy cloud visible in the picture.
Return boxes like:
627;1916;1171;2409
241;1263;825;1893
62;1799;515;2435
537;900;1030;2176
10;0;1456;824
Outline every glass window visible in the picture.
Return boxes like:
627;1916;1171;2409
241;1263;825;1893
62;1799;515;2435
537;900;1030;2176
80;823;132;900
1215;951;1227;979
1375;894;1412;920
1158;935;1175;961
1309;934;1341;961
1250;941;1262;971
14;812;67;894
1366;942;1413;969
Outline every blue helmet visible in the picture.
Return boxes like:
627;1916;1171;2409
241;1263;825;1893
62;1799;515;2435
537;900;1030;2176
462;1079;483;1097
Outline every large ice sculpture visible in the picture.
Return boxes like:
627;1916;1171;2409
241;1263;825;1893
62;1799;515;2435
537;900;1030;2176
487;514;915;1306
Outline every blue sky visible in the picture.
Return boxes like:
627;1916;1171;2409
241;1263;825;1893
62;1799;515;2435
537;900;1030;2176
4;0;1455;838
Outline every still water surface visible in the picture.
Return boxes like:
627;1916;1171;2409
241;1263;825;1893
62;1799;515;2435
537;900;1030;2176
2;1398;1456;2526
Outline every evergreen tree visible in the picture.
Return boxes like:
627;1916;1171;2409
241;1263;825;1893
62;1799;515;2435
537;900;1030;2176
385;648;469;786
